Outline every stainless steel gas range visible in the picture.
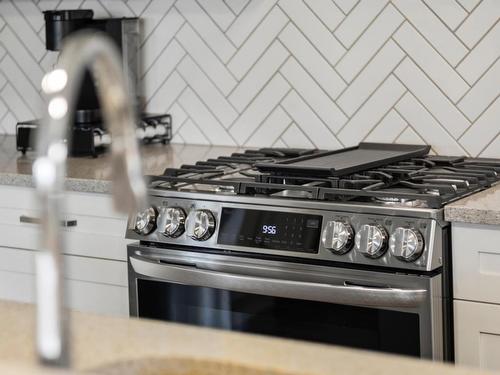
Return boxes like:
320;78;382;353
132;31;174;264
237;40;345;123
125;143;500;362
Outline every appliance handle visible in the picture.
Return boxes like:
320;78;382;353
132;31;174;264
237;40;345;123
130;254;427;309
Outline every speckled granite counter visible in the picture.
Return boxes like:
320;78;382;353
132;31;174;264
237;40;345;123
0;300;495;375
0;135;239;193
445;184;500;225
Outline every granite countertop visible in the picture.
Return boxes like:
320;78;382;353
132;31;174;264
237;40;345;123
445;184;500;225
0;300;495;375
0;135;239;193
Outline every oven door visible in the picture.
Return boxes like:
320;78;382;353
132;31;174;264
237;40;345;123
128;244;444;360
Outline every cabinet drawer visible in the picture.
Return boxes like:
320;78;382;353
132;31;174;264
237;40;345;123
67;280;128;317
455;300;500;371
0;270;35;303
0;247;128;286
0;246;129;316
452;222;500;304
0;185;124;218
0;188;130;261
0;272;128;317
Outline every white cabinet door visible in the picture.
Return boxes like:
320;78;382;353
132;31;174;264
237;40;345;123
452;222;500;304
455;300;500;371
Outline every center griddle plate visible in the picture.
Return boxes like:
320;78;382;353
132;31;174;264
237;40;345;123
255;143;431;177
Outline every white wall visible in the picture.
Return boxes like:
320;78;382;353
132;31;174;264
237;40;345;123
0;0;499;156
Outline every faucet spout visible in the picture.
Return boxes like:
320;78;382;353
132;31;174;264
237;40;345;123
33;31;147;367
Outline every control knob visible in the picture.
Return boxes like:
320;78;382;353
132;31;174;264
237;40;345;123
188;209;216;241
355;224;388;258
133;207;157;235
163;207;186;238
389;227;425;262
322;221;354;254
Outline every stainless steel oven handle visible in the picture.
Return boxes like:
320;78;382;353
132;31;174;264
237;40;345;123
130;255;427;308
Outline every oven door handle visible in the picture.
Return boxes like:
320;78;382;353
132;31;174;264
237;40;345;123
130;255;427;309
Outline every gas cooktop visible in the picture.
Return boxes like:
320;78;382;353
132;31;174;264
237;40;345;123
127;143;500;272
147;143;500;209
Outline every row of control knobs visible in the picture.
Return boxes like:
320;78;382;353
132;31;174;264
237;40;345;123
322;221;424;262
134;207;215;241
134;207;424;262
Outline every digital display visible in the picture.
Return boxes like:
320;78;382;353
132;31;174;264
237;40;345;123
217;208;322;253
262;225;277;235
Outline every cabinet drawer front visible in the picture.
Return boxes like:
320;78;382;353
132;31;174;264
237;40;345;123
65;255;128;287
0;185;123;219
0;185;130;260
0;207;129;261
455;300;500;371
67;280;129;317
0;270;35;303
0;272;128;317
452;222;500;304
0;246;34;273
0;247;128;286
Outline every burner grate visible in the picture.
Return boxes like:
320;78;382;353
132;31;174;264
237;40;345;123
147;147;500;209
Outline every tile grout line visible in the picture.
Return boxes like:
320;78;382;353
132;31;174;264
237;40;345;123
393;77;469;154
453;18;500;79
277;33;348;111
334;55;408;137
225;20;290;98
333;1;395;72
334;21;407;108
279;68;341;139
140;21;186;80
176;81;239;146
226;43;292;131
391;2;470;73
276;3;347;82
173;4;239;79
240;86;293;146
361;96;409;143
279;96;324;149
390;37;472;122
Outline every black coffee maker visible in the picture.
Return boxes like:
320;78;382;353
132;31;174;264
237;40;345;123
44;9;142;125
16;10;171;157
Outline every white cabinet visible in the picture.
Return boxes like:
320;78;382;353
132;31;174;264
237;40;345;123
0;185;130;316
453;222;500;304
452;222;500;370
455;300;500;371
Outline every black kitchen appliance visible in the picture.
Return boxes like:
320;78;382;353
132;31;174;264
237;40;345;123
16;9;172;157
17;113;172;157
44;9;142;125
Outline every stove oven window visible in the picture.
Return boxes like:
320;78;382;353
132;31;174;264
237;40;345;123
137;280;421;357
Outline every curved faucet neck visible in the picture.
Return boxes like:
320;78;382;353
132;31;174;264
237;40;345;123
33;31;147;367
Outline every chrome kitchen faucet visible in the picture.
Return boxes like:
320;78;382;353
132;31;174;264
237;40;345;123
33;32;147;367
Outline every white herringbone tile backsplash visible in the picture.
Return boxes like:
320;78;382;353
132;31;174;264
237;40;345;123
0;0;499;156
